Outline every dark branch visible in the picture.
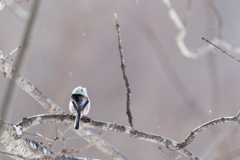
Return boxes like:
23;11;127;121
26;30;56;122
202;37;240;63
114;13;133;128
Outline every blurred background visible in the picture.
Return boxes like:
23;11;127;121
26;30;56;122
0;0;240;159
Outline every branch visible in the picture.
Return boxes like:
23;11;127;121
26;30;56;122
180;111;240;148
17;112;240;160
202;37;240;63
0;58;129;160
114;13;133;128
0;118;53;159
162;0;217;58
162;0;240;58
0;118;99;160
19;115;197;159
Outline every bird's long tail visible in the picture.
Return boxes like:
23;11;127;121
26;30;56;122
74;113;81;130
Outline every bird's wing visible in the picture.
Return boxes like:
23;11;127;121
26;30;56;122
71;100;78;111
80;97;89;111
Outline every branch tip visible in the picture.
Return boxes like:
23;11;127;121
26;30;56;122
114;14;133;128
202;37;240;63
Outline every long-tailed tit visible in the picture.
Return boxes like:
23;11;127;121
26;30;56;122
69;86;90;129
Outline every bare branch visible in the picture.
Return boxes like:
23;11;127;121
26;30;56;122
17;114;221;160
65;123;116;155
0;118;100;160
0;58;129;160
17;112;240;160
162;0;240;58
202;37;240;63
114;13;133;128
4;37;33;60
0;118;54;159
162;0;217;58
180;111;240;149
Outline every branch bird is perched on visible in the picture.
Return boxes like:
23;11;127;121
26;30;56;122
69;86;90;129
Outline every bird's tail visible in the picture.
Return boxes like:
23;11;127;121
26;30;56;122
74;113;81;130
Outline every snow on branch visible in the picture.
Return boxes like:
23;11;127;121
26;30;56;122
162;0;240;59
0;58;128;160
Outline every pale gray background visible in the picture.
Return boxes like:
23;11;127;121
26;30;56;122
0;0;240;160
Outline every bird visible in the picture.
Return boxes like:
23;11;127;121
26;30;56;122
69;86;90;129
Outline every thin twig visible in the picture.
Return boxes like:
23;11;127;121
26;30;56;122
162;0;217;58
114;13;133;128
68;122;117;155
162;0;240;58
23;132;38;137
56;128;67;152
36;132;56;142
202;37;240;63
36;131;59;150
40;123;117;160
4;37;33;60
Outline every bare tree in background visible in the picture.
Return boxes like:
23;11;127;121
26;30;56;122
0;1;240;160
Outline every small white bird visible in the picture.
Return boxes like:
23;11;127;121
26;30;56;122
69;86;90;129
